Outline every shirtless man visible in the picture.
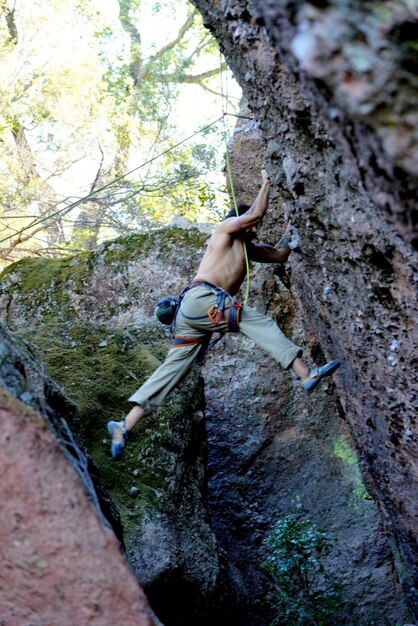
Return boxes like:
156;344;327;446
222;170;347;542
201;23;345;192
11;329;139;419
108;169;340;460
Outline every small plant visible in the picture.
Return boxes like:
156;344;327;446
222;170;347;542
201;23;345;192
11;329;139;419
261;515;344;626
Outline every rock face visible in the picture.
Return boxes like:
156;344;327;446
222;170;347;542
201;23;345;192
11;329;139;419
190;0;418;619
0;217;412;624
0;321;123;542
202;122;410;624
0;228;224;626
0;325;158;626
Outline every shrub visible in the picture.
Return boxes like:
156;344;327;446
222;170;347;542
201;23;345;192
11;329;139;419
261;515;344;626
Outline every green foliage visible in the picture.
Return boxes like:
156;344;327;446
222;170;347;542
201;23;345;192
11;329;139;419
0;0;240;263
261;516;344;626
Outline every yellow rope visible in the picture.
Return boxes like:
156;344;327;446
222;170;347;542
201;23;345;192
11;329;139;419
220;56;250;304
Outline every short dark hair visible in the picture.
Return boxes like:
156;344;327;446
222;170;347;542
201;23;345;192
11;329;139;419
224;203;251;220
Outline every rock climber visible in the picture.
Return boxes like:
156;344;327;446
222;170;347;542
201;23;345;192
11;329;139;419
108;168;340;460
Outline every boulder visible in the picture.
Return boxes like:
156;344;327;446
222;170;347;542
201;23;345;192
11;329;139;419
0;326;158;626
0;215;412;624
0;227;224;625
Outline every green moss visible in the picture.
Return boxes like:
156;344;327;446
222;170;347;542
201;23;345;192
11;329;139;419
100;227;208;266
100;233;151;266
0;252;90;291
332;437;370;504
333;438;357;466
14;320;200;537
0;227;208;325
0;253;95;323
2;227;207;541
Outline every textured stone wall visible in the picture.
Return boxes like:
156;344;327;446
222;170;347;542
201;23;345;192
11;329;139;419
0;228;224;626
0;387;159;626
190;0;418;618
1;215;412;623
3;1;417;622
202;120;410;624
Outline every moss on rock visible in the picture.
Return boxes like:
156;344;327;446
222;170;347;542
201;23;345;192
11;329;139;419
14;320;204;549
0;227;208;296
100;228;209;267
0;227;209;329
1;227;221;610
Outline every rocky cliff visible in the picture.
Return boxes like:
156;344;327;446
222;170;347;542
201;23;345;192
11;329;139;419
0;323;159;626
1;1;417;623
0;228;225;626
190;0;418;618
0;216;412;624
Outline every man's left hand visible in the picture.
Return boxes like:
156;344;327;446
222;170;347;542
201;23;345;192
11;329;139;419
279;225;300;250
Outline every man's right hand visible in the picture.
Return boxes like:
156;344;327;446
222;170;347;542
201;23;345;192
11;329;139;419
261;167;271;183
279;225;301;250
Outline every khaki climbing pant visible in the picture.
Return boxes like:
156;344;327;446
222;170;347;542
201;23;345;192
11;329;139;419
128;285;302;415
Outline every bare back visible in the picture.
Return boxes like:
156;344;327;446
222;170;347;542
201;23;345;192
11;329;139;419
193;225;247;296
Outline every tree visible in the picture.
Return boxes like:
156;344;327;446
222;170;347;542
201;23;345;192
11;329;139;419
0;0;239;264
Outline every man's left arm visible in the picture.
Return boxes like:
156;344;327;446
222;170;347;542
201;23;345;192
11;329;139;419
247;226;300;263
247;242;291;264
248;226;301;263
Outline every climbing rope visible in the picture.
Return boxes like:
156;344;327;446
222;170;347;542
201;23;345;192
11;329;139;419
220;54;251;304
0;115;224;247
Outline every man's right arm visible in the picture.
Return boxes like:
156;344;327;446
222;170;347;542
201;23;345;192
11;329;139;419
220;169;271;235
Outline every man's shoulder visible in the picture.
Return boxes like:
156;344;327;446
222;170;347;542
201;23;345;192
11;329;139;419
214;216;242;236
207;227;228;248
212;221;231;238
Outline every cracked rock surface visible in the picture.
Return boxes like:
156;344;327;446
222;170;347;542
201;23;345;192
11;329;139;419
191;0;418;619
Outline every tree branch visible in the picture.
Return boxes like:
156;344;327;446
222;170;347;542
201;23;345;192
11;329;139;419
144;9;198;69
90;143;105;193
136;9;198;84
1;0;18;45
117;0;143;83
159;64;227;85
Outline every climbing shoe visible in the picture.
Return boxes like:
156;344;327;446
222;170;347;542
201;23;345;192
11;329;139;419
107;420;128;461
302;360;340;393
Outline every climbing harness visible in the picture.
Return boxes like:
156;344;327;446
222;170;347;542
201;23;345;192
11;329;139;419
178;280;242;333
155;280;243;364
156;280;242;334
177;280;243;364
171;331;223;366
156;278;245;330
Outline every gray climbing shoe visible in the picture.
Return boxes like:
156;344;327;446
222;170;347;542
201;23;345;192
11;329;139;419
107;420;128;460
302;360;340;393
